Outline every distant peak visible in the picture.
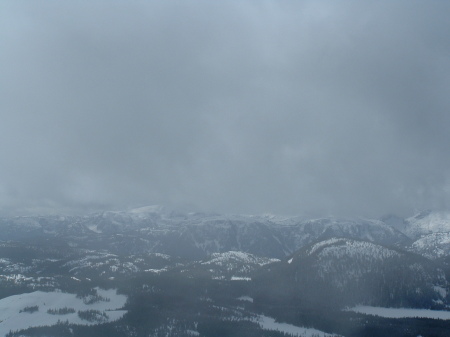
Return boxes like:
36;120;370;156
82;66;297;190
413;209;433;220
128;205;166;214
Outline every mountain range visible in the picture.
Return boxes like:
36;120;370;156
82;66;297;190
2;207;450;337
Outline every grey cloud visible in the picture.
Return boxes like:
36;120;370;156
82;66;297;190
1;1;450;217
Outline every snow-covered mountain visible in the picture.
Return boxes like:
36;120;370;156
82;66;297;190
183;251;280;280
410;233;450;259
276;217;410;253
404;210;450;239
3;207;450;337
0;207;411;259
6;207;450;266
254;238;449;309
382;210;450;260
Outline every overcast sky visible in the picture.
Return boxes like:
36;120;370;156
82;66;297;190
1;1;450;217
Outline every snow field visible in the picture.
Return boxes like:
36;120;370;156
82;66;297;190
0;288;127;336
256;315;341;337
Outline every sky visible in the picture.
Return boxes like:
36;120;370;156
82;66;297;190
1;1;450;218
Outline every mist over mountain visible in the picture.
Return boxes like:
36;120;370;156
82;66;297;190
2;1;450;218
2;0;450;335
1;207;450;336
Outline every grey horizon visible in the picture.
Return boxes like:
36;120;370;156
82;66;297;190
1;1;450;218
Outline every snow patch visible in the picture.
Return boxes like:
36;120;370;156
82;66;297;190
237;296;253;303
145;268;167;274
433;286;447;298
257;315;340;336
87;224;102;233
349;306;450;320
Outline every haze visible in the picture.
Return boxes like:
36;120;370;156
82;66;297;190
1;1;450;217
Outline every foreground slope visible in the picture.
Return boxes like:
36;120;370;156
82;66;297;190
254;238;449;309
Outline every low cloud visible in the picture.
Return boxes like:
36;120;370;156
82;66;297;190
1;1;450;217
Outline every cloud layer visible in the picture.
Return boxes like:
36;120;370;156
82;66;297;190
1;1;450;217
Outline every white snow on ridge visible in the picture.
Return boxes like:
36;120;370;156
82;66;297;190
308;238;400;261
0;288;127;336
406;211;450;238
202;251;280;266
130;205;164;213
205;251;253;263
152;253;171;259
231;276;251;281
145;268;167;273
411;232;450;259
237;296;253;303
127;205;167;219
349;306;450;320
87;224;102;233
324;240;399;260
308;238;343;255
